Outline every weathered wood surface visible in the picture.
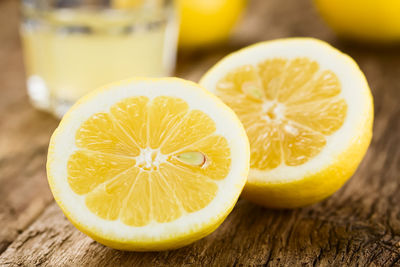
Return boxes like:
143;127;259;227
0;0;58;255
1;0;400;266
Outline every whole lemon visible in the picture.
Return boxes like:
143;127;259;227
177;0;246;48
314;0;400;42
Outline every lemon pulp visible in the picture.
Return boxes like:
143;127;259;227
67;96;231;227
215;57;347;170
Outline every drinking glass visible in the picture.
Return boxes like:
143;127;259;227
20;0;178;117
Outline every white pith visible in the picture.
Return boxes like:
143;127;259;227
200;38;371;184
47;78;249;243
261;101;285;123
135;148;167;170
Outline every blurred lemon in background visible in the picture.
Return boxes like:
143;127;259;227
177;0;246;48
314;0;400;42
112;0;144;9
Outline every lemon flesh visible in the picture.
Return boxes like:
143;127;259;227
68;96;230;226
216;58;348;170
200;38;373;208
47;78;249;250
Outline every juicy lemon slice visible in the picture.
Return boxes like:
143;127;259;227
200;38;373;208
47;78;249;251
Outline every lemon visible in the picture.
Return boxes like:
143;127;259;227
314;0;400;42
177;0;246;48
111;0;143;9
200;38;373;208
47;78;249;251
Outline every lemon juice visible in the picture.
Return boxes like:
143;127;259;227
21;4;177;117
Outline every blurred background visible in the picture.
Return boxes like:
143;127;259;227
13;0;400;118
1;0;400;265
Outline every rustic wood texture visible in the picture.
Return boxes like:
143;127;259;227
0;0;58;254
1;0;400;266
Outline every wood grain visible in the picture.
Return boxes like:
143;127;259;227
0;0;58;254
1;0;400;266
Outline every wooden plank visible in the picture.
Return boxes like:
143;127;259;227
1;0;400;265
0;0;59;253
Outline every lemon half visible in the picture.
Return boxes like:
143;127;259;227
200;38;373;208
47;78;249;250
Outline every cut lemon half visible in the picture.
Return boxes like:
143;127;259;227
200;38;373;208
47;78;249;251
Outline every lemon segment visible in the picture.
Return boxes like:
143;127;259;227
160;110;216;154
109;96;150;149
47;78;250;250
75;112;140;156
67;151;136;195
200;38;373;208
169;135;232;180
148;96;189;149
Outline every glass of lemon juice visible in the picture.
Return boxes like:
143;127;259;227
20;0;178;117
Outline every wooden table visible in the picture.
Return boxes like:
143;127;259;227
1;0;400;266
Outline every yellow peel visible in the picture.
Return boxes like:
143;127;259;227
46;77;250;250
200;38;373;208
